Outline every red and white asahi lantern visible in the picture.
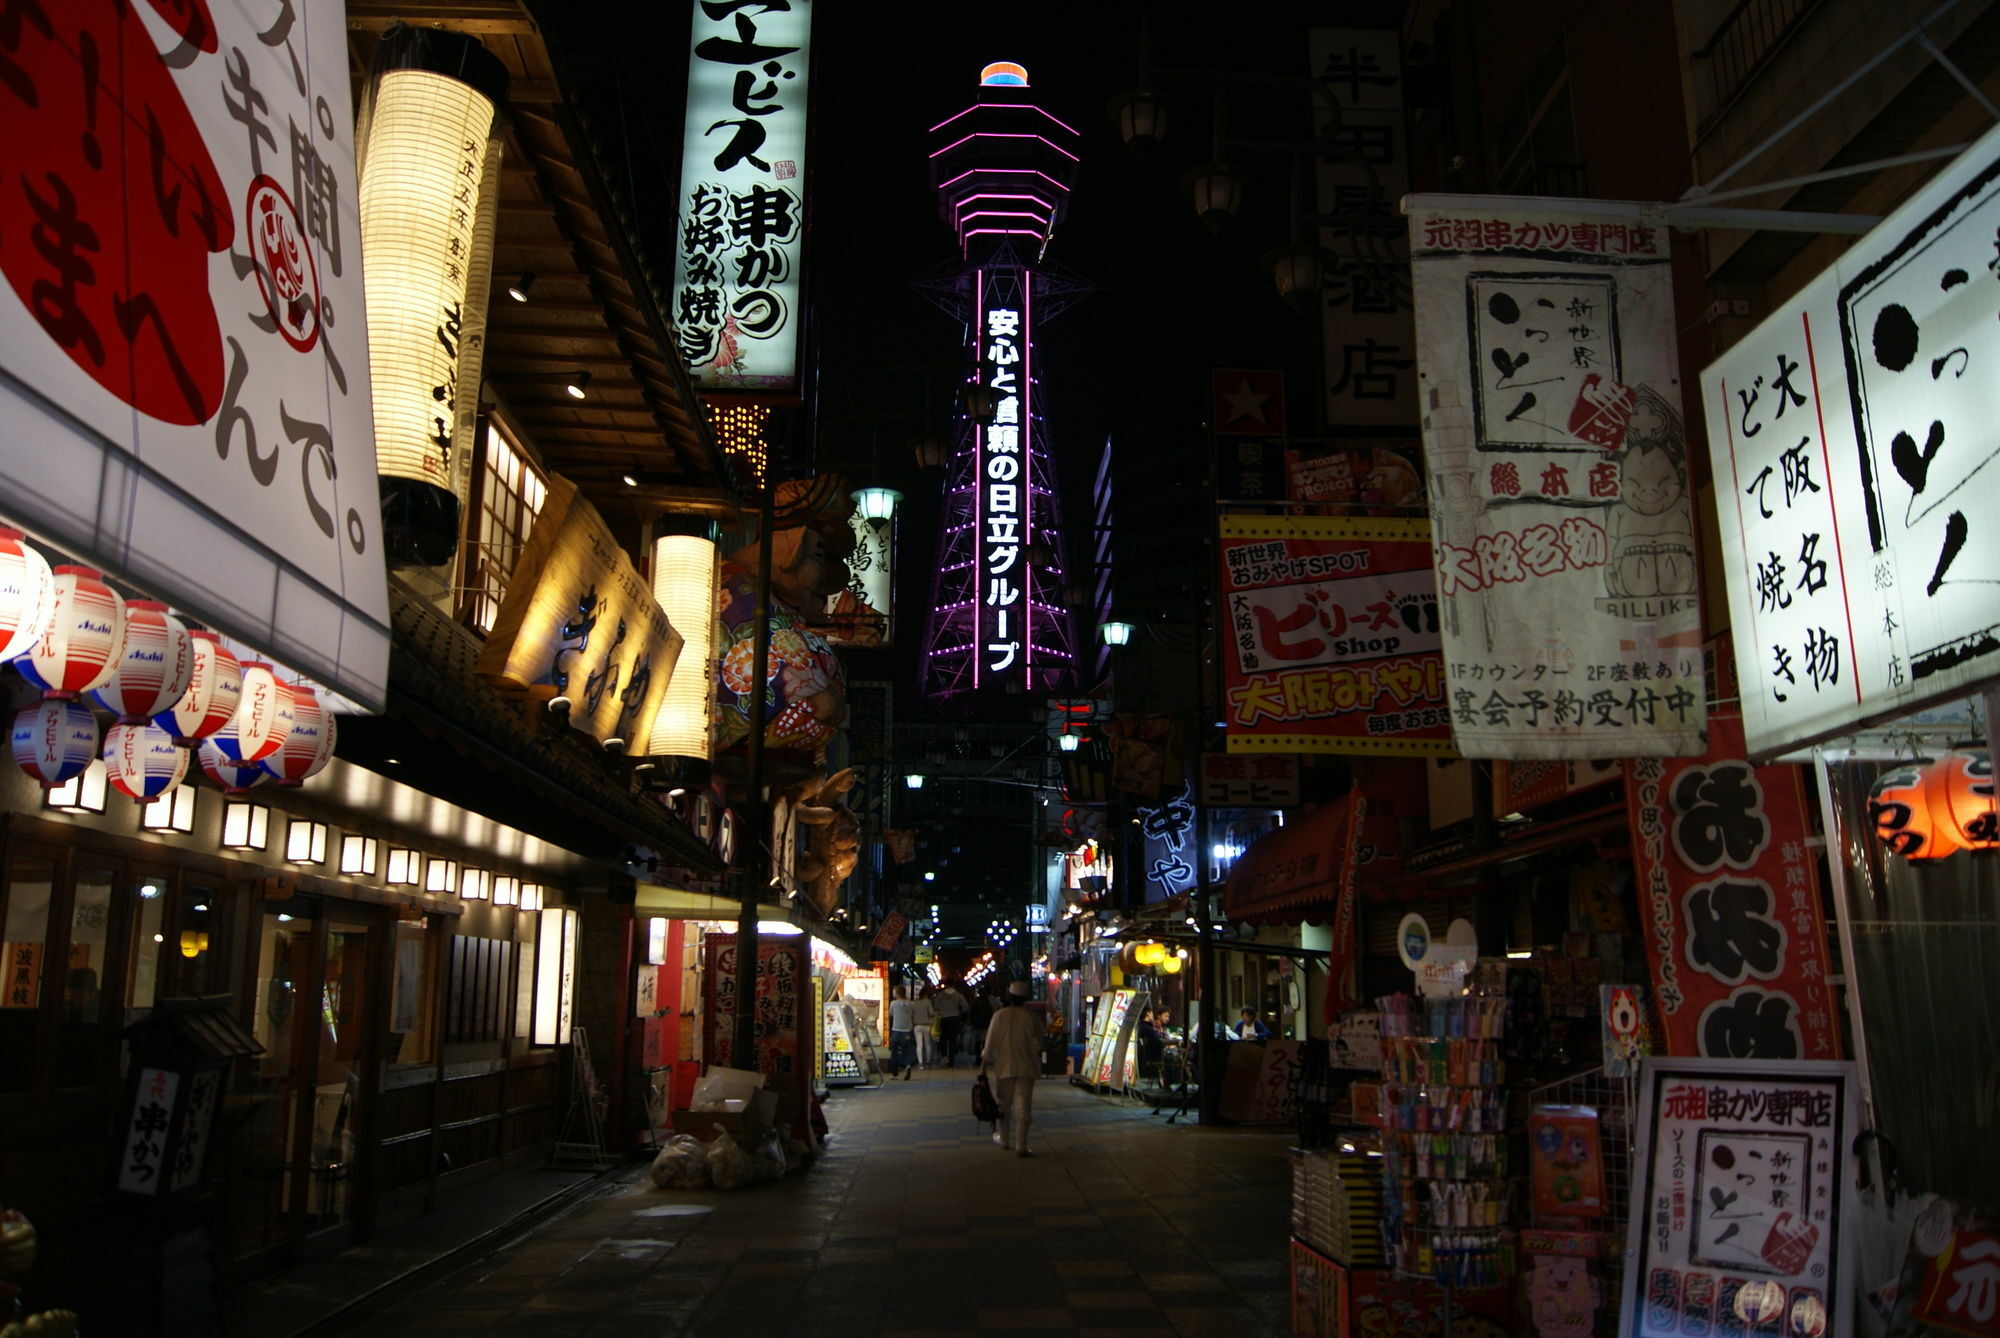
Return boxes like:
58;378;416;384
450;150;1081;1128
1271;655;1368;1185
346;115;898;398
198;737;269;793
14;566;126;700
154;631;243;745
10;698;101;786
0;528;55;662
261;685;337;785
89;602;193;723
103;721;190;801
208;663;291;764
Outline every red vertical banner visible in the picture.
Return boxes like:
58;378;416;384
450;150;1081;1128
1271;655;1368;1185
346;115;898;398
701;934;810;1083
1627;712;1837;1060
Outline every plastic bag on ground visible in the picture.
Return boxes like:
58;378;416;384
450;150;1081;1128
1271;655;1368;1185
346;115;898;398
706;1128;754;1190
750;1128;787;1183
648;1135;710;1190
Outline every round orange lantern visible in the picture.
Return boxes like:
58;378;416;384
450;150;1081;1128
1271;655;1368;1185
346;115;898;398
1927;748;1999;851
1869;762;1960;861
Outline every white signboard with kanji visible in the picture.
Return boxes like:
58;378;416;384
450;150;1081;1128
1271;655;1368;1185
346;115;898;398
1409;199;1705;759
0;2;387;711
1704;122;2000;758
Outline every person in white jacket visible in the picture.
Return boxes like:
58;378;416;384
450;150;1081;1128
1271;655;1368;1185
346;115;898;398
980;981;1043;1157
912;990;939;1069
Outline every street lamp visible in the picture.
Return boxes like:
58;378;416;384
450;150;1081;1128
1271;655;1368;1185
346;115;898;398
1182;161;1245;232
1100;619;1135;646
852;486;902;523
1109;88;1170;158
904;772;927;790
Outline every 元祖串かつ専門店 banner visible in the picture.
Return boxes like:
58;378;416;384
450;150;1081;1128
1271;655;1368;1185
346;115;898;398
1408;203;1706;760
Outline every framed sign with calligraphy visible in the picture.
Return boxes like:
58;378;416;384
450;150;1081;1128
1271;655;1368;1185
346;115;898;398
474;475;683;749
1704;121;2000;759
673;0;811;391
0;2;388;710
1628;711;1838;1062
1219;514;1452;756
701;933;809;1086
1621;1056;1859;1338
1408;199;1704;760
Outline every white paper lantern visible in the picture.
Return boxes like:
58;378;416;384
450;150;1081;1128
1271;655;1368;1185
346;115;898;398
0;528;55;662
261;684;337;785
154;631;243;745
198;737;270;793
103;721;191;801
646;534;719;759
361;68;498;489
90;601;193;722
11;698;101;786
14;565;126;700
209;663;291;764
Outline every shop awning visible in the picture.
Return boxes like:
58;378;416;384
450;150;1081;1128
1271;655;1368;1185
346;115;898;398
634;883;743;919
1222;794;1357;925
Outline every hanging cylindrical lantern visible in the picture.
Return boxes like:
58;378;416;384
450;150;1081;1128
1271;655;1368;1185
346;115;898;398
154;631;243;745
1869;762;1960;861
198;738;270;793
0;528;55;663
360;26;508;568
261;685;336;785
208;663;291;764
1928;748;1998;851
11;698;101;786
14;566;126;700
89;601;193;723
646;530;719;760
103;721;191;801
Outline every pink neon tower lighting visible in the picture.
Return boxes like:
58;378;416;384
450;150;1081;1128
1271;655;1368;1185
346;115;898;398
919;62;1083;699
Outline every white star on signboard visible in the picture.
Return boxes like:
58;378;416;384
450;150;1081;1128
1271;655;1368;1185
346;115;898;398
1222;377;1270;427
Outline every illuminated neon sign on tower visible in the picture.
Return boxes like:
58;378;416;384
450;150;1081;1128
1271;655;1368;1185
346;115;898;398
920;63;1084;697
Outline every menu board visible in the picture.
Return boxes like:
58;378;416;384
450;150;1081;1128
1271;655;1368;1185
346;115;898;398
821;997;864;1086
701;934;811;1086
1621;1056;1858;1338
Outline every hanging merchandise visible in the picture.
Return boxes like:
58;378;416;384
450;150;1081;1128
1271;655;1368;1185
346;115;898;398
0;528;55;662
11;698;101;786
1529;1105;1606;1221
102;721;191;801
207;663;291;765
88;601;193;723
14;566;126;700
260;685;336;785
153;631;243;745
197;738;269;793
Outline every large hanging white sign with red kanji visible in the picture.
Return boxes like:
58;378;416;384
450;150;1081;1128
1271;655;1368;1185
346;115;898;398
0;1;387;712
672;0;811;392
1407;200;1705;760
1704;122;2000;760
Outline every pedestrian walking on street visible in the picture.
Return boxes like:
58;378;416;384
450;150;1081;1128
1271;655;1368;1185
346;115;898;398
932;982;968;1066
967;986;993;1064
981;981;1042;1157
912;989;939;1068
888;987;918;1079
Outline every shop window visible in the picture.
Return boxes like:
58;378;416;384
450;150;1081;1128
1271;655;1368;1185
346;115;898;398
167;881;230;999
56;864;116;1089
1;855;56;1095
126;875;169;1021
388;921;439;1065
460;423;546;633
445;934;513;1046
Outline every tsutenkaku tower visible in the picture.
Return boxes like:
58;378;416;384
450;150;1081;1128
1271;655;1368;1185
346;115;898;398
920;61;1085;700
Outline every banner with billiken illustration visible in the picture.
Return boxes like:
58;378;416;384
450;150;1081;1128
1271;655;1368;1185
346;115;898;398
0;3;387;711
1627;711;1838;1062
1218;515;1451;756
1408;201;1706;759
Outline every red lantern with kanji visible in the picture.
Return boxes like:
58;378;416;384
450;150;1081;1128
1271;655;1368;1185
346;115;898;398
1928;748;1998;852
207;663;290;764
13;566;126;700
260;684;336;785
153;631;242;745
10;698;101;786
1869;762;1960;862
103;721;190;800
89;601;193;723
0;527;55;662
197;738;268;793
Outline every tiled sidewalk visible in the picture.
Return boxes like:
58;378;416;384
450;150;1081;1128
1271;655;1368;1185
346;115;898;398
343;1066;1296;1337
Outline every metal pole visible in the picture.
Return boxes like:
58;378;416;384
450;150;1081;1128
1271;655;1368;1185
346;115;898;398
733;481;776;1069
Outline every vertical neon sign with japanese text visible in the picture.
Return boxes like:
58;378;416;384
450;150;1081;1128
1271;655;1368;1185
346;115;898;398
977;276;1034;688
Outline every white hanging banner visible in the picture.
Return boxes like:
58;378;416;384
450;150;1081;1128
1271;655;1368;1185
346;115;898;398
1704;122;2000;759
1409;199;1706;759
0;3;387;712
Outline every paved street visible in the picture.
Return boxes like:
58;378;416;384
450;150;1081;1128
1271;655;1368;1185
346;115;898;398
340;1067;1295;1337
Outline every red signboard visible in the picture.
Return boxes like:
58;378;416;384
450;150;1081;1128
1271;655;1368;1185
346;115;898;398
871;911;906;952
1219;515;1453;756
1212;368;1286;436
700;934;809;1083
1628;711;1837;1060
